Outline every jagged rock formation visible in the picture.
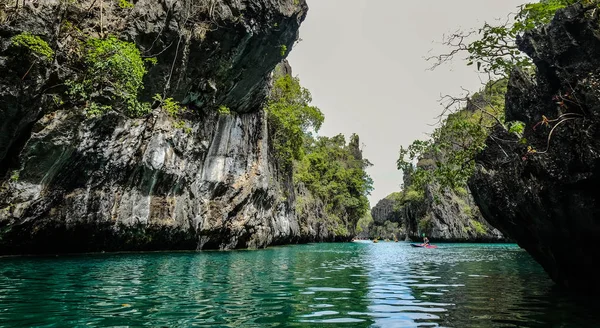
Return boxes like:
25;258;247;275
404;184;504;242
469;3;600;291
366;194;403;240
0;0;343;255
369;183;504;242
371;196;401;225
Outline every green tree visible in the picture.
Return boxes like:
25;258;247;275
295;134;373;233
428;0;583;77
65;36;151;117
397;79;509;190
405;0;582;190
266;74;324;169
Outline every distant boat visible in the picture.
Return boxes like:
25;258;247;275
410;243;437;249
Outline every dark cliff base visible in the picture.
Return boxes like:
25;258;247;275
0;221;351;256
0;222;197;255
470;4;600;292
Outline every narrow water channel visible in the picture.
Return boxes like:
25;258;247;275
0;242;597;327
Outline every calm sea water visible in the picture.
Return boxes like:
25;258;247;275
0;242;598;327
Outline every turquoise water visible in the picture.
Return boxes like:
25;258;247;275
0;242;598;327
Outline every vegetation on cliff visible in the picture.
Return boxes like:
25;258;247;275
398;0;589;192
428;0;584;77
397;79;509;191
64;36;153;117
386;0;589;242
266;74;324;170
294;133;373;235
267;73;373;238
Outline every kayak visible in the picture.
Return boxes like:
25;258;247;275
410;243;438;249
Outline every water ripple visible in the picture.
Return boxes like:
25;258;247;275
0;243;598;327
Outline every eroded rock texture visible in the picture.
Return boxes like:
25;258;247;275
0;0;342;254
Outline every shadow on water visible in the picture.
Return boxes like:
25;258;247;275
0;243;599;327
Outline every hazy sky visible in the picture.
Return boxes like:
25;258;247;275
287;0;527;206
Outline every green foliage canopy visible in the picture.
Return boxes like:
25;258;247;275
432;0;582;77
266;74;324;169
397;79;509;190
66;36;150;117
11;32;54;62
295;133;374;230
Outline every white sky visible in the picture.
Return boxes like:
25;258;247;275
287;0;527;206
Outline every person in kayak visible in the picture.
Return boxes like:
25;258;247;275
423;236;430;246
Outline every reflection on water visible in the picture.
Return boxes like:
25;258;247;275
0;242;598;327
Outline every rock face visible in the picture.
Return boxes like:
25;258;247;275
469;4;600;291
369;186;505;242
405;185;505;242
0;0;342;255
371;197;400;225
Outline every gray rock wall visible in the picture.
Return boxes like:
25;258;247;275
369;186;504;242
0;0;340;254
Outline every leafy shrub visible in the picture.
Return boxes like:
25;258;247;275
153;94;192;132
154;94;184;117
118;0;134;9
85;37;145;97
508;121;526;135
144;57;158;66
67;36;150;117
218;105;231;115
86;102;112;117
462;205;473;217
470;219;487;235
454;186;468;197
11;32;54;61
404;188;424;202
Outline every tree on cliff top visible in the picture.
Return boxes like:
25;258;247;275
266;74;324;170
266;72;373;236
397;79;509;191
427;0;583;77
295;133;374;234
398;0;587;191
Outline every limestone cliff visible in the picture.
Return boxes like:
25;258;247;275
369;183;504;242
0;0;340;254
469;3;600;292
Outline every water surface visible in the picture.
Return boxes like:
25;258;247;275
0;242;598;327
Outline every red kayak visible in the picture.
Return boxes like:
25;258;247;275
410;243;438;249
